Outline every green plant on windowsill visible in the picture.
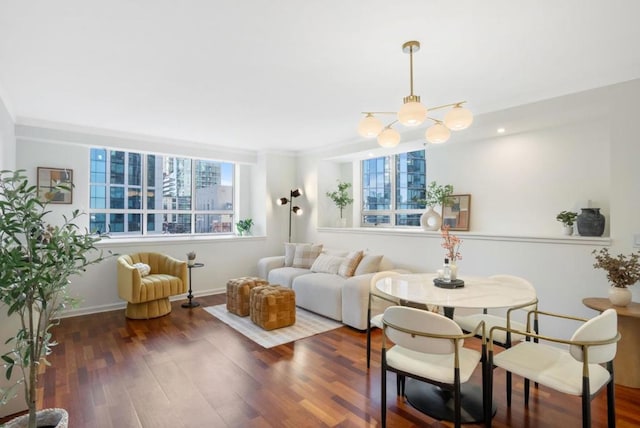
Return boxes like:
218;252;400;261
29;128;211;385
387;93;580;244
414;181;454;208
556;210;578;226
0;170;107;428
326;180;354;219
236;218;254;236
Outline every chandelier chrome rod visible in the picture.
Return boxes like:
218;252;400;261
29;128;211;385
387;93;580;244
361;101;467;117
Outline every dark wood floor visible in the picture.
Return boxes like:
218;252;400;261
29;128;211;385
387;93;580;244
2;294;638;427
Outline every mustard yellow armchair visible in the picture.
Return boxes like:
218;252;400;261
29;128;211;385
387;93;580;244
117;253;188;319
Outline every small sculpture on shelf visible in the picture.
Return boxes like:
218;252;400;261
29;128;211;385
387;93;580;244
187;251;197;266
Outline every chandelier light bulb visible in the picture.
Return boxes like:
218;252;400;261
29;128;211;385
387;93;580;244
357;114;384;138
398;101;427;126
377;127;401;148
444;105;474;131
425;123;451;144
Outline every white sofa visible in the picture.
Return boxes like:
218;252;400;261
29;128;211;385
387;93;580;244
257;248;400;330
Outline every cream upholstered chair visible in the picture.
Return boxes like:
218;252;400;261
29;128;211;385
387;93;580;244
117;253;188;319
366;271;401;368
381;306;487;428
487;308;620;428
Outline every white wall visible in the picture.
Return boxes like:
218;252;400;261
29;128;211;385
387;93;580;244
0;92;15;170
298;79;640;339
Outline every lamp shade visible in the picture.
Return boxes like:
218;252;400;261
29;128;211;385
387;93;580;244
444;105;473;131
357;114;384;138
398;101;427;127
377;127;401;148
425;123;451;144
277;197;288;205
292;206;303;215
291;188;302;198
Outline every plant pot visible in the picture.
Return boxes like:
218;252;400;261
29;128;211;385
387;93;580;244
420;206;442;231
563;225;574;236
608;286;632;307
5;408;68;428
188;259;195;266
336;218;347;227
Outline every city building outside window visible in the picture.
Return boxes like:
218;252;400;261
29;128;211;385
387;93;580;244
361;149;426;227
89;148;234;236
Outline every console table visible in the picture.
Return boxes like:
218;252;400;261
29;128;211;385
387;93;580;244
583;297;640;388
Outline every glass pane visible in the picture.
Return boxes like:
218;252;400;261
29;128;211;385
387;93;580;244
146;214;161;234
363;215;390;226
147;154;156;187
196;213;234;234
89;213;106;235
109;213;125;232
90;185;106;209
146;189;156;210
127;214;142;232
128;188;142;209
396;213;421;226
396;149;426;210
194;160;234;211
90;148;107;183
162;156;192;210
110;151;125;184
128;153;141;186
162;213;191;234
110;187;125;209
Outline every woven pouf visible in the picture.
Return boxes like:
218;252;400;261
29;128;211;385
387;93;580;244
226;276;269;316
250;285;296;330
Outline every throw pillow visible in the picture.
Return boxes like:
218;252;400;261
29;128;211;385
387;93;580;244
354;254;383;276
132;262;151;277
338;250;364;278
292;244;324;269
284;242;299;267
310;253;345;275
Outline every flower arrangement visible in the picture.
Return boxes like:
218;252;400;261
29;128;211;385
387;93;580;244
441;224;462;262
592;248;640;288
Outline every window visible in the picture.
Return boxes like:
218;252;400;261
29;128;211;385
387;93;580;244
361;149;426;226
89;149;235;236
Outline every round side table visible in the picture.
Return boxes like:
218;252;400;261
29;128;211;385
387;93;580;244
583;297;640;388
182;262;204;308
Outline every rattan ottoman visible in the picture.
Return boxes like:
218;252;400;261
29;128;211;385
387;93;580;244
250;285;296;330
226;276;269;316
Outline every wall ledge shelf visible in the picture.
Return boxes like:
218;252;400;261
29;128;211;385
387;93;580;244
317;227;611;246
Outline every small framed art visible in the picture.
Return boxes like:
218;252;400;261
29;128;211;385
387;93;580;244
442;194;471;231
37;167;73;204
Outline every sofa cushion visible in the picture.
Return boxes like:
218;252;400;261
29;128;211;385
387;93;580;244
338;250;364;278
354;254;383;275
268;267;310;288
292;273;345;321
311;253;345;274
293;244;323;268
284;242;307;267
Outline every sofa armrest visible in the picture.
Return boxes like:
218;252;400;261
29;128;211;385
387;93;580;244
117;256;141;302
257;256;285;280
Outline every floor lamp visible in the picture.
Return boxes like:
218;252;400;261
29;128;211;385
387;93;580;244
277;188;303;242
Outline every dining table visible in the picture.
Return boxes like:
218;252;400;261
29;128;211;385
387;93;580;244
376;272;537;424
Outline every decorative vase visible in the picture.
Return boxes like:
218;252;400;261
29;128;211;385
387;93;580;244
336;217;347;227
450;262;458;280
577;208;605;237
5;408;69;428
420;206;442;231
188;259;195;266
608;286;632;307
563;225;574;236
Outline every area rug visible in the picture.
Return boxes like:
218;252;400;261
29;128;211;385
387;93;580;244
204;304;343;348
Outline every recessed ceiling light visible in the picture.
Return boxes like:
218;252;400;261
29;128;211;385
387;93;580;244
497;128;506;134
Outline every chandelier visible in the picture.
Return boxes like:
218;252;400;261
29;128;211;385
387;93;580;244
357;41;473;148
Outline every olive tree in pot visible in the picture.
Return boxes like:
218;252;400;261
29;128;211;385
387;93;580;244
0;170;106;428
326;180;354;227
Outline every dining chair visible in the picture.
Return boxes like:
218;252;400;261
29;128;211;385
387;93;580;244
367;271;402;369
487;308;620;428
453;274;539;404
381;306;488;428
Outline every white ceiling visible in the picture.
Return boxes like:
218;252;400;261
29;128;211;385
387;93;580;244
1;0;640;153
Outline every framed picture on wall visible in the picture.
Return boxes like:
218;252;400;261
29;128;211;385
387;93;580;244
442;194;471;231
37;167;73;204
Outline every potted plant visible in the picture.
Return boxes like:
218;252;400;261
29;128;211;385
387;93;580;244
236;219;253;236
0;170;106;428
186;251;197;266
415;181;454;231
326;180;354;227
556;210;578;235
592;248;640;307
